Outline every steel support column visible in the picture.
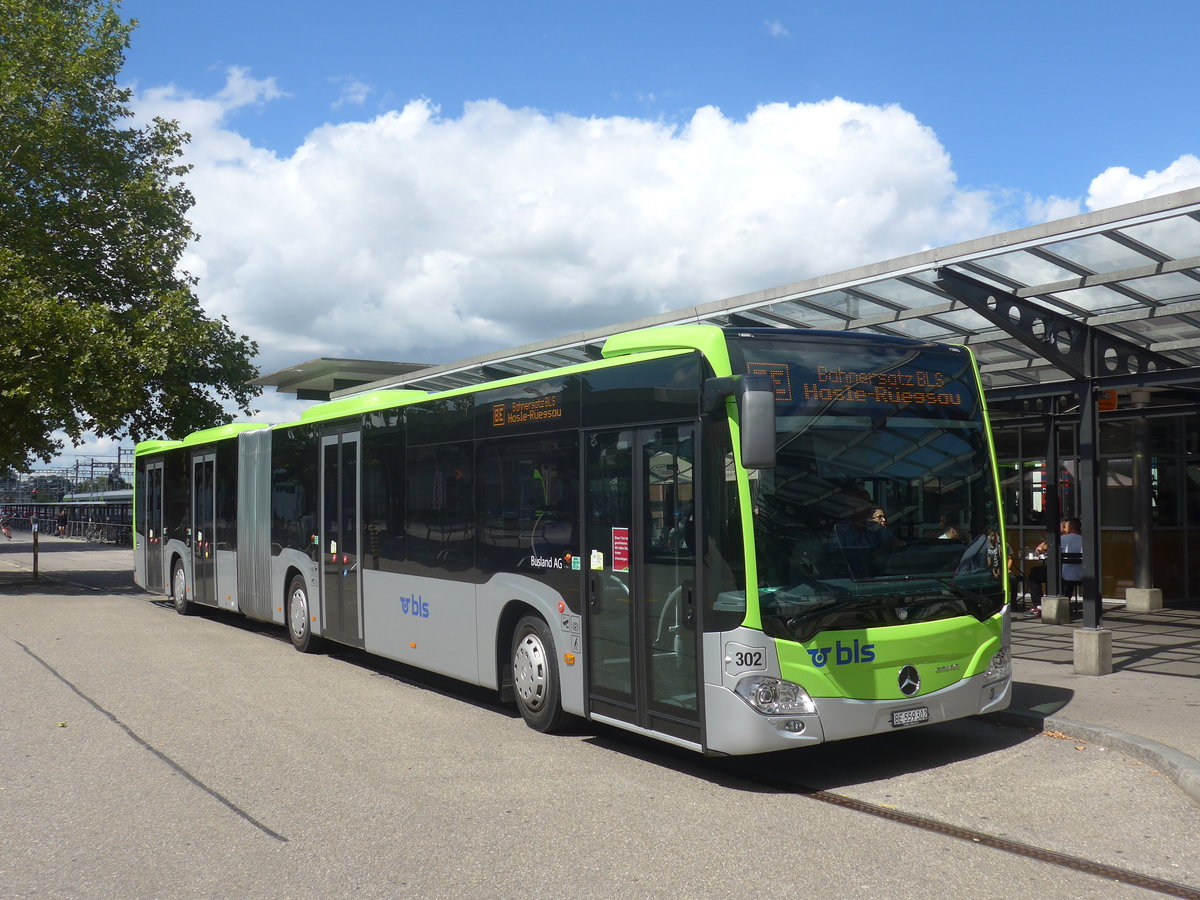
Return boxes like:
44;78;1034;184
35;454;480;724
1077;380;1103;629
1044;411;1062;599
1132;413;1155;591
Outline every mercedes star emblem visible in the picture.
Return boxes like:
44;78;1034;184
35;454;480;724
898;665;921;696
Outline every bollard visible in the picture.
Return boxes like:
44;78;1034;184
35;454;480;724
32;519;39;580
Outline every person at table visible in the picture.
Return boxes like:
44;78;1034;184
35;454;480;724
1029;518;1083;606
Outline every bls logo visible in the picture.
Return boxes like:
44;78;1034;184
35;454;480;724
399;593;430;618
807;639;876;668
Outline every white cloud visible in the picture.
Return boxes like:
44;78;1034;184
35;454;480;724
136;67;285;169
217;65;288;108
136;75;1002;378
332;77;372;109
765;20;789;38
1025;194;1083;224
1085;154;1200;211
59;70;1195;467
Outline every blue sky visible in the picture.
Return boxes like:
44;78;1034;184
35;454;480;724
42;0;1200;465
120;0;1199;203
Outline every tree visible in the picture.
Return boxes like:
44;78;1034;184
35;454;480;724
0;0;260;470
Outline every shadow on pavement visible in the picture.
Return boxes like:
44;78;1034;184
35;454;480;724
1012;608;1200;679
576;707;1044;794
0;570;139;596
0;535;130;556
1005;680;1075;720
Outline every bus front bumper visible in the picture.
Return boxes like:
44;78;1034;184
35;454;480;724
703;672;1011;756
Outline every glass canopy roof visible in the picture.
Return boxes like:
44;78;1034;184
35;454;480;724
341;188;1200;402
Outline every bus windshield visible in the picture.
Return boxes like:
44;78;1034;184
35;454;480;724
728;331;1004;643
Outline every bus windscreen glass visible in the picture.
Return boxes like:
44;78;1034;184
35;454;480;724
728;333;1004;643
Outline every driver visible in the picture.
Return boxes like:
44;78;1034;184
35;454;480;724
830;500;890;578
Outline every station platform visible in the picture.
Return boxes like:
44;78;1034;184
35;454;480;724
999;604;1200;804
3;531;1199;803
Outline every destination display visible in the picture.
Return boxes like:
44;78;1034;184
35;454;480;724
490;392;565;427
747;361;966;409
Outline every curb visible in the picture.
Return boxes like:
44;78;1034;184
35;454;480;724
986;709;1200;807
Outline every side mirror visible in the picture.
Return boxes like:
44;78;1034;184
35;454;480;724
738;375;777;470
703;375;777;469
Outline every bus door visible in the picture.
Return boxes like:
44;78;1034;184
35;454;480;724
143;460;165;592
190;452;216;606
585;424;700;745
320;431;363;647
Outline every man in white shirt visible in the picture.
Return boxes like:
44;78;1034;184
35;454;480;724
1029;517;1083;605
1059;518;1083;584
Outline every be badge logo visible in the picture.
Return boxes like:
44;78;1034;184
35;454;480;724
807;639;875;668
399;593;429;618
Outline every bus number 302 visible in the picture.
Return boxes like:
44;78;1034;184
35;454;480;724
733;650;763;668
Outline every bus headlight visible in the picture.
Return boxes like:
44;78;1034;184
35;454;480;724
984;647;1010;683
734;676;817;716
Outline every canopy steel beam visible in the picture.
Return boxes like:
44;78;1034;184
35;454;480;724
985;365;1200;405
934;268;1186;382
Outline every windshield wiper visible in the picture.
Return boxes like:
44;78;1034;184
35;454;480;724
841;572;988;604
762;574;991;642
916;574;994;618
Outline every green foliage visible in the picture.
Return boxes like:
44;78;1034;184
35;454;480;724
0;0;260;469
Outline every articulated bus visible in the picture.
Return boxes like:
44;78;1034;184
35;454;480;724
134;325;1011;755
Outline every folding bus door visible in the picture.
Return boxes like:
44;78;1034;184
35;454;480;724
585;424;700;746
143;460;165;592
190;452;216;606
320;431;363;647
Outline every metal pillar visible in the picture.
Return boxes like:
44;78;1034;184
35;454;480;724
1131;411;1154;590
1126;402;1164;612
1044;411;1062;599
1077;380;1103;630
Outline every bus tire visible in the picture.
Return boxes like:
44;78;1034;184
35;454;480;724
171;561;193;616
511;615;565;733
287;576;323;653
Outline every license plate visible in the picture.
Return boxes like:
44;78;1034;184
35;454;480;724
891;707;930;727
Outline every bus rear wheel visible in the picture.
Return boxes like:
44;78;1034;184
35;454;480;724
511;615;565;733
287;576;323;653
171;561;193;616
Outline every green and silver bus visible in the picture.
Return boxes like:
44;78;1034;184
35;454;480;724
134;324;1011;755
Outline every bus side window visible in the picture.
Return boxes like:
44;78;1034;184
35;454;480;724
405;442;475;576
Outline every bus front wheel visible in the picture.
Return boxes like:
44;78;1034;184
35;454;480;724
511;615;565;733
287;576;323;653
171;561;193;616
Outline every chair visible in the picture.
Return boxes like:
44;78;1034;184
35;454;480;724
1061;551;1083;616
1009;570;1028;611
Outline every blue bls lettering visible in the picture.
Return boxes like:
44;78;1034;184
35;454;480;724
806;639;876;668
399;593;429;618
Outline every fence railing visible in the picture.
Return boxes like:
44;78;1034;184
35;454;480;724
2;515;132;546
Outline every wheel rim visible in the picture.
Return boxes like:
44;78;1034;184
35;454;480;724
173;567;186;606
513;631;548;712
289;586;309;640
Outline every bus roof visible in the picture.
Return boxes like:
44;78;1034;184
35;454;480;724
269;330;715;432
139;325;747;445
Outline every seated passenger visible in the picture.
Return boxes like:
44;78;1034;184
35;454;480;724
830;504;889;578
869;508;904;549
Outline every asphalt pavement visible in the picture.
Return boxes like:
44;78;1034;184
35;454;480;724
2;529;1199;898
4;528;1200;807
1001;606;1200;805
